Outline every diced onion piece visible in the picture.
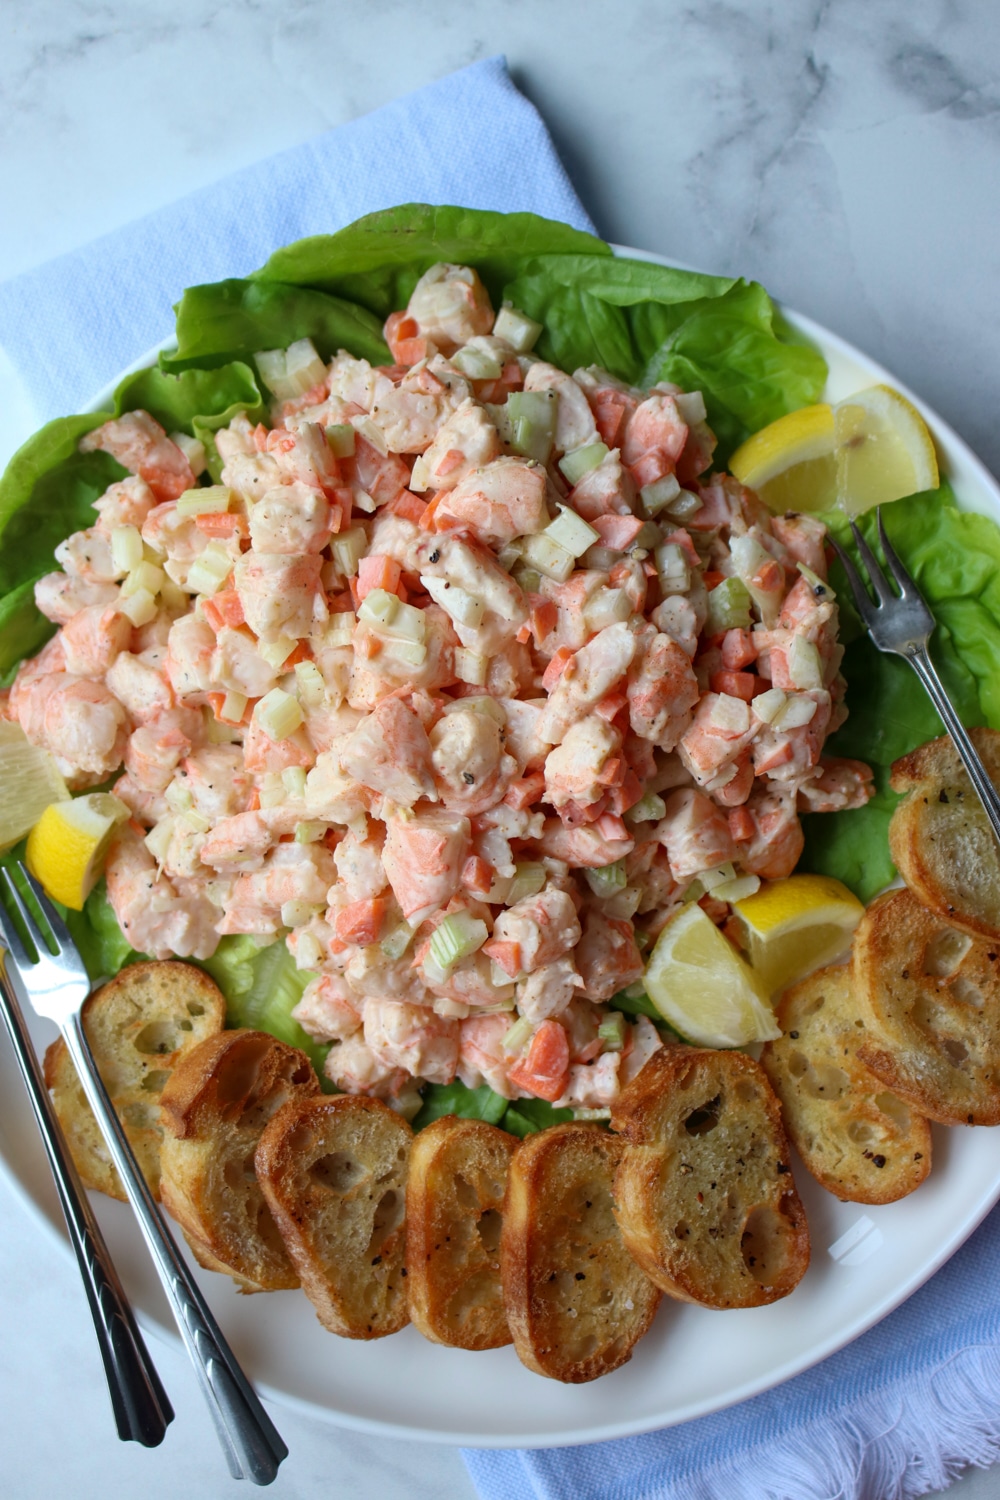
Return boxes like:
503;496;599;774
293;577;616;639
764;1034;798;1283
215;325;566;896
654;542;691;592
798;562;834;600
428;911;489;972
752;687;787;724
640;472;681;516
729;534;771;583
381;922;414;960
258;635;297;669
624;791;667;825
787;635;824;690
699;862;736;891
282;766;307;798
352;490;377;514
705;577;752;634
584;860;627;898
294;660;326;707
597;1013;627;1051
171;431;207;477
775;694;818;729
507;390;557;463
351;415;388;458
451;340;503;380
711;873;761;903
507;862;547;905
454;647;488;685
186;541;234;596
119;587;158;627
672;390;707;424
709;695;751;734
256;338;326;401
110;525;143;575
559;442;609;486
330;525;368;579
121;559;165;598
519;531;575;583
176;485;231;517
544;505;600;559
583;586;632;631
281;898;322;928
256;688;304;742
220;690;247;723
294;821;327;844
325;423;356;458
502;1016;534;1055
420;575;485;629
493;303;542;353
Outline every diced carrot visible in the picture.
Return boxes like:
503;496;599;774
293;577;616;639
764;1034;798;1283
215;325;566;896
387;490;427;524
710;670;756;702
702;570;725;591
594;689;628;722
355;630;381;659
642;559;658;578
327;589;354;613
384;311;421;362
503;773;546;810
461;856;494;896
357;554;402;601
374;362;411;384
327;936;349;957
507;1020;571;1103
593;391;630;447
751;677;773;697
194;511;246;538
516;623;531;644
590;514;645;551
435;448;466;478
596;756;626;788
419;496;444;530
608;768;643;816
721;628;756;670
282;641;312;669
541;647;574;691
482;939;522;978
201;588;245;632
246;789;261;812
206;692;252;728
335;897;387;946
595;812;629;842
528;595;558;646
348;575;361;610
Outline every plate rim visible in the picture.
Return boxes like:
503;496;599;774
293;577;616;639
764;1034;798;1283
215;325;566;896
5;241;1000;1449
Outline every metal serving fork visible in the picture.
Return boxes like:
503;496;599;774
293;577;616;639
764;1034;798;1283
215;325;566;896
829;506;1000;847
0;864;288;1486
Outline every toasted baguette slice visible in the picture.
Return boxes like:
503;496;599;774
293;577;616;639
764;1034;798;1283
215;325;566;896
406;1116;515;1350
501;1123;660;1383
159;1029;320;1292
761;965;932;1203
889;728;1000;940
43;961;225;1200
853;885;1000;1125
610;1048;809;1308
256;1095;412;1339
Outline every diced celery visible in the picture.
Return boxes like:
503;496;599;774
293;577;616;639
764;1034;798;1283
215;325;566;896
709;695;750;734
506;862;547;905
511;561;544;594
383;638;427;668
502;1015;534;1055
144;817;174;865
775;694;818;729
428;912;489;972
110;525;143;575
699;862;736;891
420;576;485;629
294;821;327;844
597;1013;627;1051
558;442;609;486
258;771;286;808
484;402;515;446
118;587;157;627
493;303;543;353
294;660;326;707
256;688;304;742
220;690;247;723
508;390;557;463
583;586;633;631
640;472;681;516
359;589;399;629
324;611;356;647
325;423;356;458
381;921;414;960
454;647;487;685
604;885;642;920
176;485;231;517
752;686;786;724
451;339;503;380
663;488;702;521
186;541;233;597
181;808;211;834
171;430;207;477
654;542;691;592
256;338;326;401
584;860;627;898
544;505;600;559
281;898;322;929
673;390;707;424
121;560;165;598
519;531;575;583
282;766;307;798
259;635;296;669
352;490;376;514
625;792;667;825
705;576;752;634
788;635;823;690
165;781;193;813
330;525;367;579
443;694;506;725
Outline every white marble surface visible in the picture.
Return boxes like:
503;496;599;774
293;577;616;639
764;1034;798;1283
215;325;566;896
2;1;1000;1496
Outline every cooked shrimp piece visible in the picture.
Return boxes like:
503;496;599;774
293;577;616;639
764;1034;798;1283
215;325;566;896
382;808;471;921
415;531;527;655
60;603;131;677
621;394;688;484
751;690;831;783
141;502;210;578
291;974;363;1043
457;1013;517;1097
371;363;471;453
739;784;804;880
363;996;459;1086
406;263;494;347
410;398;501;493
771;514;828;579
678;693;759;786
523;363;599;454
80;411;195;502
34;571;119;625
574;368;641;445
620;1015;665;1087
304;752;369;826
368;511;424;575
333;824;388;903
537;569;610;653
338;696;437;807
219;842;337;934
265;421;340;492
497;697;548;772
553;1051;622;1110
543;715;621;812
92;475;157;533
575;910;644;1001
10;669;129;785
429;705;516;814
516;956;583;1023
537;621;638;745
208;626;279;699
536;816;634;867
627;632;700;750
106;650;174;722
54;528;118;585
490;886;581;974
123;708;199;792
797;756;874;813
242;719;315;775
249;482;333;554
421;949;515;1013
656;787;736;882
234;551;326;639
219;445;282;505
506;1017;571;1102
651;595;703;659
105;823;219;959
484;639;534;698
569;449;637;520
199;809;287;873
165;613;216;698
431;457;548;546
324;1032;408;1097
180;744;251;821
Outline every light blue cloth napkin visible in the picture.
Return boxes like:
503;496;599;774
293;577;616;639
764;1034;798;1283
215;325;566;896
2;49;997;1500
0;55;593;422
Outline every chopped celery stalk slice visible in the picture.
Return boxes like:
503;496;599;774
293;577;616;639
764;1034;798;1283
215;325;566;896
559;442;609;486
519;531;575;582
705;576;752;634
508;390;557;463
256;688;304;742
256;338;326;401
428;912;489;972
493;304;543;353
584;860;627;898
176;485;231;517
110;525;143;574
282;765;307;798
507;862;547;905
597;1013;627;1051
545;505;601;559
330;525;367;578
625;792;667;825
421;575;485;628
451;341;503;380
798;562;834;599
359;588;399;629
502;1015;534;1055
381;921;414;960
711;873;761;903
325;423;356;457
294;821;327;844
640;472;681;515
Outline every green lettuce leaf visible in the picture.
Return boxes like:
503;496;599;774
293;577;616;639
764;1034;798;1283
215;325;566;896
112;361;265;436
411;1079;509;1131
64;878;148;982
0;577;56;680
502;1098;575;1138
199;935;332;1080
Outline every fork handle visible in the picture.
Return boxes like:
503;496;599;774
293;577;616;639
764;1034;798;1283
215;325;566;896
60;1010;288;1486
0;976;173;1446
908;647;1000;846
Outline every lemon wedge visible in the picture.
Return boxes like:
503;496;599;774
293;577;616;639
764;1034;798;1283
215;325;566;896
0;722;69;851
729;404;836;513
26;793;130;910
643;901;780;1048
833;383;939;516
733;874;864;997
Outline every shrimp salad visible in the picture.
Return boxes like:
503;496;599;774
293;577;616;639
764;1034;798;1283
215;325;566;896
7;260;874;1117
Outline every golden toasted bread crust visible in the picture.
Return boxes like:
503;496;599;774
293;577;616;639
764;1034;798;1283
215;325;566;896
889;728;1000;941
405;1116;515;1350
610;1048;809;1308
256;1095;412;1339
501;1122;661;1383
159;1029;320;1292
761;965;931;1203
44;961;225;1200
853;886;1000;1125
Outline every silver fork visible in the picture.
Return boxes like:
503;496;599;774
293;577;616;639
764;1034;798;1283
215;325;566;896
0;864;288;1486
829;506;1000;846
